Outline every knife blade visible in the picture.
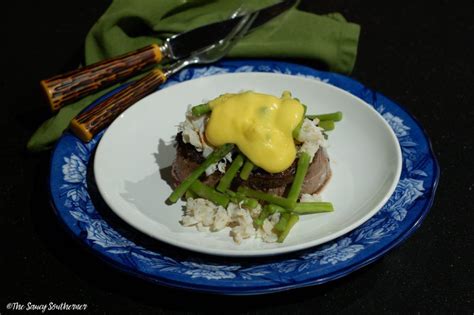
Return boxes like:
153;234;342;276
163;0;297;60
40;0;296;112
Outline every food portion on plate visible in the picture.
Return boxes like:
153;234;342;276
168;91;342;244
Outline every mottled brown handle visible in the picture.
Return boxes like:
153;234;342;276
41;44;163;112
70;69;166;142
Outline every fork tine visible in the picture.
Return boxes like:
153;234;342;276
164;12;258;75
215;12;259;55
200;11;259;62
232;12;259;42
220;12;256;44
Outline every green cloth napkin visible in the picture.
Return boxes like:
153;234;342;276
28;0;360;151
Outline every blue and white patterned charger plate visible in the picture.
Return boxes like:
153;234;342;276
50;60;439;295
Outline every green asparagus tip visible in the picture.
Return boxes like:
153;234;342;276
307;111;343;122
240;159;255;180
191;103;211;116
293;202;334;214
318;120;335;131
277;214;299;243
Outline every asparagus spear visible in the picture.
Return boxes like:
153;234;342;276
237;186;296;209
306;111;343;122
254;205;272;227
240;159;254;180
191;103;211;116
189;180;230;207
216;154;244;193
167;144;234;203
226;190;259;209
274;212;291;232
277;214;299;243
318;120;335;131
240;198;259;209
184;190;197;200
267;204;288;214
287;152;311;204
293;202;334;214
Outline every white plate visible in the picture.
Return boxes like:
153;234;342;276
94;72;402;257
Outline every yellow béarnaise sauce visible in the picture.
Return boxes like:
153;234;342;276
205;91;304;173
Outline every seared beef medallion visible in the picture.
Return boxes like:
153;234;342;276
171;133;331;196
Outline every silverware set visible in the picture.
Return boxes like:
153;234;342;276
40;0;295;141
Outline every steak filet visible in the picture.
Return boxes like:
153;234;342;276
171;133;331;196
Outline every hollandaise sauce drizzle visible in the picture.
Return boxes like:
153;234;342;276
205;91;304;173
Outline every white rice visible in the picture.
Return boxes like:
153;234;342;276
297;118;327;162
300;193;323;202
181;198;280;244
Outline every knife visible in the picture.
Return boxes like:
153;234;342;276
69;12;258;143
41;0;296;112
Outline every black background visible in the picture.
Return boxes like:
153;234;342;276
1;0;473;313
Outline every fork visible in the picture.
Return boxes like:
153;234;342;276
70;12;258;142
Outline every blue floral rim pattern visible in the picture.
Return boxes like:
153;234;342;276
49;60;439;295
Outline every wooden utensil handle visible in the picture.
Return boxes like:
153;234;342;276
70;68;166;142
41;44;163;112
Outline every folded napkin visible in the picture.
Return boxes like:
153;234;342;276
28;0;360;151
